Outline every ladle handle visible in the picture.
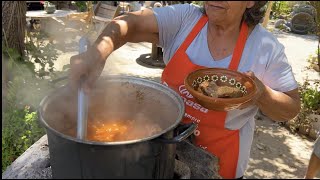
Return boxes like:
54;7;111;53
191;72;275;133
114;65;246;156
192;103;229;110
77;37;89;140
77;79;88;140
49;38;89;86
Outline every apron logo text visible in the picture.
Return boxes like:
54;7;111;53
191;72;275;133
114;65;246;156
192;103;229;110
181;96;209;113
178;85;194;99
185;112;201;123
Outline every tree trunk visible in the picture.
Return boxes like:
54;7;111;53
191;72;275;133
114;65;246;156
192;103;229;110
262;1;274;28
2;1;26;56
2;1;26;108
309;1;320;67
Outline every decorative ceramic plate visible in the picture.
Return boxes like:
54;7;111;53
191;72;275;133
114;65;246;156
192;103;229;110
184;68;258;111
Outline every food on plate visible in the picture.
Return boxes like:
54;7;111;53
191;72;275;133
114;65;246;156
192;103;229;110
197;81;243;98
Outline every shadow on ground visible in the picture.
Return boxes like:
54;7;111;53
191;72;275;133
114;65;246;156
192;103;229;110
245;116;317;179
136;53;166;69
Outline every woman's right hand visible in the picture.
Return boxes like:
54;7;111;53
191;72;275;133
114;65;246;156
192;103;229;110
69;47;106;94
68;8;159;93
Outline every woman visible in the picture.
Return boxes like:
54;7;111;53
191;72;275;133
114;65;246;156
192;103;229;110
305;136;320;179
69;1;301;179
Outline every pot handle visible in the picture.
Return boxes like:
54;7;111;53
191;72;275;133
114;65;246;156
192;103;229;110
156;123;198;144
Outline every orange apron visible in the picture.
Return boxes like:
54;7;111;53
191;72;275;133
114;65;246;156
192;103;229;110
161;15;248;179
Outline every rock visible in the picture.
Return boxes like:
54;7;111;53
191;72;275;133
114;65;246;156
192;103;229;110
176;140;222;179
309;128;319;140
285;21;292;28
174;159;191;179
299;124;311;136
275;19;287;28
310;113;320;128
283;24;291;32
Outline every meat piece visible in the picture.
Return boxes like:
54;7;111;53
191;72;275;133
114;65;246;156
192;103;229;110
198;81;219;98
197;81;243;98
216;86;243;98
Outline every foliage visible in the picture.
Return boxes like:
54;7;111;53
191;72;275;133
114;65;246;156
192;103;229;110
44;1;55;7
192;1;203;7
2;60;48;172
307;50;319;65
1;54;52;172
2;105;45;173
3;46;35;73
25;33;59;78
300;81;320;112
74;1;87;12
309;1;320;30
271;1;292;19
2;31;60;172
4;30;59;79
310;2;320;60
285;80;320;135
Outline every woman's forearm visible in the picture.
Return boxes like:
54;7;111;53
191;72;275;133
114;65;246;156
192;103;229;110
91;9;159;62
93;16;134;61
257;86;301;122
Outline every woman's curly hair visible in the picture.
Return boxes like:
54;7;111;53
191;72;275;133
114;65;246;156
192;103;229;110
202;1;268;27
243;1;268;26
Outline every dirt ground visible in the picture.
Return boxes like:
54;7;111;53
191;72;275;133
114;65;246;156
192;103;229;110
243;25;319;179
51;22;319;179
245;113;319;179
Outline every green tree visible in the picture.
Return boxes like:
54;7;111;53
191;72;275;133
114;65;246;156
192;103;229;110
271;1;292;19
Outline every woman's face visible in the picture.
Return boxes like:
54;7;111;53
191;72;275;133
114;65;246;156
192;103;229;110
204;1;255;25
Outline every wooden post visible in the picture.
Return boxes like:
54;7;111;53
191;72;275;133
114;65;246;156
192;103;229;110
262;1;274;28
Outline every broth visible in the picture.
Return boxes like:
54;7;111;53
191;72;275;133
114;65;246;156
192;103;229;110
65;119;163;142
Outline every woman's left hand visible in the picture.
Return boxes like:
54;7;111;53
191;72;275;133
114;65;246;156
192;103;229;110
238;71;266;109
242;71;301;121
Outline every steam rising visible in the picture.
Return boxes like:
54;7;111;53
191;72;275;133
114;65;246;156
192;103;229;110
3;16;94;111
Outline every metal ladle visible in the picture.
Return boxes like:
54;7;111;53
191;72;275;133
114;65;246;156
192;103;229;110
77;37;89;140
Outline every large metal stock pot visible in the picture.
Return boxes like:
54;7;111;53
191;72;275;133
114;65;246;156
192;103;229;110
38;76;196;179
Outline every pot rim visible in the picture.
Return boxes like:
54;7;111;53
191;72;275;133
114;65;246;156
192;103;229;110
38;75;185;146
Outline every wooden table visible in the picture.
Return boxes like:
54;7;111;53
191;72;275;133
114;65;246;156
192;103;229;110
26;10;78;29
26;10;76;19
26;10;78;43
26;10;77;28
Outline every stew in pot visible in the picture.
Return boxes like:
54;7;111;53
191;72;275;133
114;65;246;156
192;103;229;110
65;119;163;142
